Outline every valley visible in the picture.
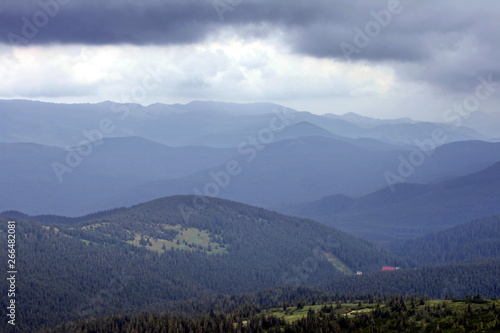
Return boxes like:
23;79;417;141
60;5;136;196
1;100;500;332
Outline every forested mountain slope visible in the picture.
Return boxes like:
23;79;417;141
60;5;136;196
0;196;403;331
279;162;500;241
388;214;500;266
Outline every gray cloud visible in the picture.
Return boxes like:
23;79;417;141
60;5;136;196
0;0;399;46
2;0;219;45
2;0;500;93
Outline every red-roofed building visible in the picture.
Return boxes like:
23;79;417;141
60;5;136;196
381;266;396;271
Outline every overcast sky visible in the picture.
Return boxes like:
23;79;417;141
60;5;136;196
1;0;499;120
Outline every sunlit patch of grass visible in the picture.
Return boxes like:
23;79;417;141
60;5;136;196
126;226;229;255
263;302;380;323
81;222;110;230
42;226;60;232
319;250;353;274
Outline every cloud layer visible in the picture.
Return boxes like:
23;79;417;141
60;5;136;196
1;0;499;118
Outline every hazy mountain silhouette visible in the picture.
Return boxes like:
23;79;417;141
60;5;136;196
278;162;500;242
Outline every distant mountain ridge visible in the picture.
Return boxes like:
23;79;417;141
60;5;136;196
0;99;490;148
277;161;500;242
2;137;500;216
111;139;500;211
336;111;415;128
1;99;498;218
0;138;237;215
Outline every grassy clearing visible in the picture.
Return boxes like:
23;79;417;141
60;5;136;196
240;299;500;331
43;225;94;245
319;249;353;274
42;226;60;232
82;222;110;230
261;302;380;324
127;226;229;255
264;304;327;323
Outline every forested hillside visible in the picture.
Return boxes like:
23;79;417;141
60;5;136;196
0;196;403;331
43;297;500;333
278;162;500;241
388;214;500;266
322;259;500;299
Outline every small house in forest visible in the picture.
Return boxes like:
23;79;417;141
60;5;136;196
381;266;396;271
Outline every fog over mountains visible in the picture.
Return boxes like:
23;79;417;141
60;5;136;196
1;99;500;221
278;161;500;242
0;99;493;148
2;99;500;331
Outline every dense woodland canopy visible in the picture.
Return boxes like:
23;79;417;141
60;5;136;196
1;196;500;331
388;214;500;266
0;196;402;331
43;297;500;333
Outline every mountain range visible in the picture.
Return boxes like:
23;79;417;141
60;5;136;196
0;196;404;330
0;99;492;148
2;97;500;331
3;136;500;216
277;161;500;242
2;99;500;217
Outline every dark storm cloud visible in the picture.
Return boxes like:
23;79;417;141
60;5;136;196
0;0;328;45
287;0;500;61
0;0;400;46
1;0;495;56
1;0;219;45
2;0;499;93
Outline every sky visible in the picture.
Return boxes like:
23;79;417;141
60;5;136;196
1;0;499;121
